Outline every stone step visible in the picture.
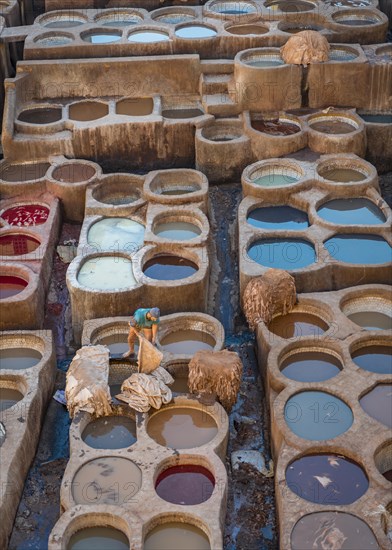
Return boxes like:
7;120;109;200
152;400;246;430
200;59;235;74
201;73;232;95
202;93;239;116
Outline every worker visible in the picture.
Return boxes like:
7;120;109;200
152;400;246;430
122;307;160;358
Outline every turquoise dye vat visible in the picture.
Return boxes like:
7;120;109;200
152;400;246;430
351;345;392;374
324;235;392;264
285;391;353;440
280;351;342;382
248;239;316;270
175;25;217;39
317;199;386;225
247;206;309;230
252;174;298;186
360;113;392;124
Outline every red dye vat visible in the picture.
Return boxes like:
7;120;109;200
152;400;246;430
155;465;215;505
0;234;40;256
1;205;49;226
0;276;28;299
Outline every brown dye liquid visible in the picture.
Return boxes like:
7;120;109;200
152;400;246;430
144;522;210;550
269;312;328;338
17;108;62;124
360;384;392;428
52;164;96;183
348;311;392;331
72;456;142;505
98;193;138;205
170;376;190;393
0;234;40;256
337;18;377;25
320;168;366;182
155;464;215;505
160;330;215;354
69;102;108;121
116;98;153;116
0;388;23;412
0;276;28;299
67;527;129;550
0;348;42;370
226;24;268;35
384;470;392;482
82;416;137;449
147;407;218;448
0;163;50;182
162;108;204;119
251;120;300;136
143;255;198;280
267;0;315;12
310;120;356;134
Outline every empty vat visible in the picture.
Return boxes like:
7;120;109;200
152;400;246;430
87;218;145;252
266;0;316;11
116;97;154;116
0;234;40;256
251;119;300;135
248;239;316;270
143;255;198;280
286;454;368;504
153;222;201;241
0;163;50;182
280;351;342;382
360;384;392;428
1;205;49;226
52;163;96;183
147;406;218;448
0;387;24;412
67;527;129;550
77;257;137;290
317;199;386;225
269;312;328;338
247;206;309;230
291;512;380;549
160;329;215;354
284;391;353;440
17;108;62;124
69;101;109;122
351;345;392;374
155;464;215;505
175;25;217;39
324;235;391;264
82;31;122;43
127;30;170;42
0;348;42;370
82;416;137;449
0;275;28;299
72;457;142;505
144;522;210;550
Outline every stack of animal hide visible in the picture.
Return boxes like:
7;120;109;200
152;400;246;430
281;30;330;65
116;367;174;413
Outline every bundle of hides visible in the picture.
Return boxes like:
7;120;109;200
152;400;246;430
188;349;243;412
281;31;330;65
137;332;163;374
116;367;174;413
243;269;297;331
66;345;112;418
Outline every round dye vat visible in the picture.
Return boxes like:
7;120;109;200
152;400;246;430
360;384;392;429
52;163;96;182
83;32;122;43
159;185;200;195
324;235;391;265
226;24;268;35
282;24;322;34
0;388;24;412
211;2;257;14
360;114;392;124
247;206;309;230
266;0;316;11
0;162;50;182
319;167;367;182
67;527;129;550
116;97;154;116
96;192;139;205
0;348;42;370
352;345;392;375
269;312;329;338
0;234;40;256
77;257;137;290
291;512;380;549
248;239;316;270
317;199;385;225
82;416;137;449
175;25;217;39
329;47;358;61
160;329;215;354
334;15;380;26
329;0;371;6
143;255;198;280
309;119;357;134
0;276;28;299
154;13;196;24
347;311;392;331
72;457;142;505
35;34;73;46
97;14;142;27
251;120;300;136
246;57;284;68
98;334;130;356
69;101;108;121
284;391;353;440
43;17;86;28
162;108;204;119
87;218;145;252
1;205;49;227
144;522;210;550
154;221;201;241
155;464;215;505
286;454;368;505
280;351;342;382
17;108;62;124
127;31;169;43
147;407;218;448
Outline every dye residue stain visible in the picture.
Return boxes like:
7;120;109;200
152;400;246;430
160;329;215;354
286;454;368;505
284;391;353;440
82;416;137;449
280;351;341;382
247;206;309;230
67;527;129;550
360;384;392;428
324;235;392;264
144;523;210;550
248;239;316;270
291;512;380;549
351;345;392;375
147;407;218;448
0;348;42;370
155;464;215;505
269;312;328;338
317;198;386;225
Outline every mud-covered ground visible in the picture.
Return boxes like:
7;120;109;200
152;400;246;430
8;171;392;549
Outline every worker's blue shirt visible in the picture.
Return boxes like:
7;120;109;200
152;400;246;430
132;308;159;329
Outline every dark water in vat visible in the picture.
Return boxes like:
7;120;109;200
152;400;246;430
351;345;392;374
280;351;342;382
269;312;328;338
320;168;366;182
248;239;316;270
143;255;198;280
317;198;385;225
162;108;204;119
360;114;392;124
155;464;215;505
324;235;391;264
360;384;392;428
82;416;137;449
310;120;356;134
247;206;309;230
18;108;61;124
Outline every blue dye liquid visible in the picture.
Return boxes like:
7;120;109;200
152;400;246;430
324;235;392;264
247;206;309;230
317;198;386;225
248;239;316;270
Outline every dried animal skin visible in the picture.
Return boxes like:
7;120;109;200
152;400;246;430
281;31;330;66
